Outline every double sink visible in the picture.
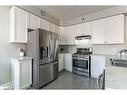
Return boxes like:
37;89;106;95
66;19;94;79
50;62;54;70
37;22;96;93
110;55;127;67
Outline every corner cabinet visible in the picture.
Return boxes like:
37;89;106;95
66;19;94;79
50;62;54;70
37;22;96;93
10;6;28;43
11;57;33;89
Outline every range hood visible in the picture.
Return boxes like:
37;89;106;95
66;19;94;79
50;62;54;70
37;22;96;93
75;35;92;40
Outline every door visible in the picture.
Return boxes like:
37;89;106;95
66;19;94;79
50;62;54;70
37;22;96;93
64;54;72;72
39;29;51;64
50;32;58;62
28;13;40;29
40;18;49;31
21;60;32;89
58;54;65;72
66;25;76;45
14;7;28;43
39;62;58;88
75;23;84;36
83;22;92;35
92;19;106;44
106;14;124;44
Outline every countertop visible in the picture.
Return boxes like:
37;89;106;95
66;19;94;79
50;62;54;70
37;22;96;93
92;54;127;89
105;55;127;89
11;56;33;61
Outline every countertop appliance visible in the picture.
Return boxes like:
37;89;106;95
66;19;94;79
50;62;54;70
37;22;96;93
72;48;92;77
26;28;58;88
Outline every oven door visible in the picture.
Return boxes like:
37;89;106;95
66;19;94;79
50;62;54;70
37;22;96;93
73;58;89;72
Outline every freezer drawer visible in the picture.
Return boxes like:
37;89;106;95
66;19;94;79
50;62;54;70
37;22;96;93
38;62;58;88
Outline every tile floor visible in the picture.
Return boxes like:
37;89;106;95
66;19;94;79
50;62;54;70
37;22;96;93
42;71;97;89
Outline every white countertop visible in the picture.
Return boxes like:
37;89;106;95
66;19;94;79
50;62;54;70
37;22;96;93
105;55;127;89
11;56;33;61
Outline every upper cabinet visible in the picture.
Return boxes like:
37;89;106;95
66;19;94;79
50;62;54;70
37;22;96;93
92;14;124;44
10;6;28;43
40;18;49;31
49;22;56;33
106;15;124;44
55;24;60;34
59;26;67;45
83;22;92;35
28;13;40;29
75;23;84;36
66;25;77;45
92;18;106;44
75;22;92;36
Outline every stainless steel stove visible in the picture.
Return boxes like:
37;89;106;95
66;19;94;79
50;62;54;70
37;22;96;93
72;48;92;77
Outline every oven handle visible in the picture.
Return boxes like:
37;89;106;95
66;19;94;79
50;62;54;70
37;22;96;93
72;58;89;60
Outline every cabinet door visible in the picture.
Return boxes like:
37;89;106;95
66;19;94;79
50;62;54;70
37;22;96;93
83;22;92;35
91;55;105;78
55;24;60;34
59;26;67;45
40;18;49;31
64;54;72;72
21;60;32;89
49;22;55;33
92;19;106;44
66;25;76;45
106;15;124;44
10;7;28;43
58;54;65;72
75;23;84;36
28;13;40;29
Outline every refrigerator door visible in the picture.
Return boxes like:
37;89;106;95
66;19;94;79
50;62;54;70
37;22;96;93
50;32;58;62
38;29;51;64
38;62;58;88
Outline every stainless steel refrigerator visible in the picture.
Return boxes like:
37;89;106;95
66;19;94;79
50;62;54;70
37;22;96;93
26;28;58;89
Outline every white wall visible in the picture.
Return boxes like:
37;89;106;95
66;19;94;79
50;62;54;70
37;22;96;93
0;6;26;85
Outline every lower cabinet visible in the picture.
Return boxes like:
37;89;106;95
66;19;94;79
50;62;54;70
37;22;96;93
11;57;33;89
64;53;72;72
58;54;65;72
91;55;105;78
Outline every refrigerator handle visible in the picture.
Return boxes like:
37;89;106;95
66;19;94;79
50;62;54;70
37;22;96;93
54;40;58;61
49;35;52;61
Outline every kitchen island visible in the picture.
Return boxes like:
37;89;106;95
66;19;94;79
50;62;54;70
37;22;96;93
105;55;127;89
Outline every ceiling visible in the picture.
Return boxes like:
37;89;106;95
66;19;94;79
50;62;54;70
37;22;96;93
39;6;114;20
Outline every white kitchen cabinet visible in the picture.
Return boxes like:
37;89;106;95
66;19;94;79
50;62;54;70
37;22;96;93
66;25;77;45
28;13;40;29
106;14;124;44
83;22;92;35
55;24;60;34
92;14;124;44
49;22;55;33
11;57;33;89
58;53;65;72
40;18;49;31
75;22;92;36
91;18;106;44
64;53;72;72
10;6;28;43
59;26;67;45
91;55;105;78
75;23;84;36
